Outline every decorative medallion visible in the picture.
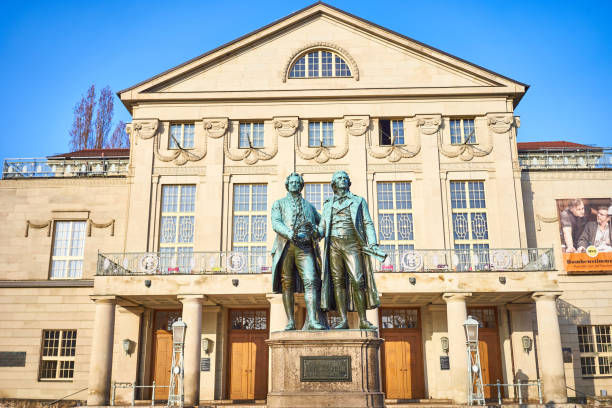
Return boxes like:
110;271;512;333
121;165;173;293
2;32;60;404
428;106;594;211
126;119;159;140
202;118;229;138
273;117;299;137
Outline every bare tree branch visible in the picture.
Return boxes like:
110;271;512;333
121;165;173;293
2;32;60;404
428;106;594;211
69;85;96;151
108;120;130;148
94;86;114;149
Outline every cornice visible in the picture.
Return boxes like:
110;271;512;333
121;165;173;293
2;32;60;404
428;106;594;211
366;163;422;173
224;165;278;175
521;170;612;180
0;280;94;288
0;178;128;188
153;166;206;176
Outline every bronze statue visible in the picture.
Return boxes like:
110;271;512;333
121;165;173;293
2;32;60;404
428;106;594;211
317;171;385;329
271;173;325;330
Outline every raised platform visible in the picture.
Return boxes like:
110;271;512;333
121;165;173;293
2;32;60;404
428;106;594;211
266;329;384;408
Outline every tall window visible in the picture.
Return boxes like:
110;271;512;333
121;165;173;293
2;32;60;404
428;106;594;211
450;119;475;144
304;183;333;212
169;123;195;149
578;325;612;376
232;184;267;272
450;181;489;271
289;50;351;78
308;121;334;147
51;221;86;279
239;122;264;148
160;185;196;273
379;119;405;145
39;330;77;380
377;182;414;270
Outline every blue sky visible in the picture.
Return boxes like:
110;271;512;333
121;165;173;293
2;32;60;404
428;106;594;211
1;0;610;158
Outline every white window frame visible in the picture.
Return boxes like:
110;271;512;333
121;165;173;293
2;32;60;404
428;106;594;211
289;50;352;78
231;184;268;273
239;122;264;149
39;329;77;381
379;119;405;146
169;123;195;149
159;185;196;273
308;121;334;147
376;182;414;270
304;183;333;212
450;181;489;271
449;118;476;145
50;220;86;279
578;325;612;377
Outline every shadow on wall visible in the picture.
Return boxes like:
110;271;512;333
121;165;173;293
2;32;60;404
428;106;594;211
556;298;593;403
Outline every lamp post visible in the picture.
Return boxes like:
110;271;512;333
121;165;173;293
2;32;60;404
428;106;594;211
464;315;485;406
168;318;186;407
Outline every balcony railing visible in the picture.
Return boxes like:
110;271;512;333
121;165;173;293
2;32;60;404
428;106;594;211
97;247;554;276
97;251;273;276
373;247;554;273
518;151;612;170
2;157;129;179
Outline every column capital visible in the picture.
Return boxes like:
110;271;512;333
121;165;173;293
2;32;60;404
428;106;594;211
532;291;563;302
90;295;116;304
266;293;283;305
442;292;472;303
178;294;207;304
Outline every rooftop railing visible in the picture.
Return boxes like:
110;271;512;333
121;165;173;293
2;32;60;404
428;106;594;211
97;247;554;276
2;157;129;179
518;151;612;170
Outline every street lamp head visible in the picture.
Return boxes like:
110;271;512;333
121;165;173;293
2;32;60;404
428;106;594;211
172;317;187;345
463;315;479;343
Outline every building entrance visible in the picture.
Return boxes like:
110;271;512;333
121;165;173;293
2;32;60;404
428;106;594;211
468;307;504;399
380;308;425;399
151;310;181;400
228;309;269;400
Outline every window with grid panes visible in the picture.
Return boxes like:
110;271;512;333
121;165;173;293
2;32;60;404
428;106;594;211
450;119;476;144
578;325;612;376
450;181;489;271
239;122;264;148
304;183;333;212
39;330;77;380
376;182;414;270
51;221;86;279
467;308;497;329
308;121;334;147
379;119;405;145
381;309;418;329
159;185;196;273
289;50;352;78
232;184;267;273
169;123;195;149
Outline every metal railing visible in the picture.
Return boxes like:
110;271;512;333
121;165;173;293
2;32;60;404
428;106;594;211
518;151;612;170
98;247;554;276
374;247;554;272
111;381;170;406
484;379;542;405
98;250;273;276
2;157;129;179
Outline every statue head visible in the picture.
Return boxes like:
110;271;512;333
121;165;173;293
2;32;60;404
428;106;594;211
285;172;304;193
331;170;351;194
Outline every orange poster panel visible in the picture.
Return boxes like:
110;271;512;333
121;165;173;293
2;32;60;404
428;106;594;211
564;252;612;274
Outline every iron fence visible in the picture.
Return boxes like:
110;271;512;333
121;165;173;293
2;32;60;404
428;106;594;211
373;247;554;272
2;157;129;179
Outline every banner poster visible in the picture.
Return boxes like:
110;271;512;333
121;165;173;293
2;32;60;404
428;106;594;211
557;198;612;274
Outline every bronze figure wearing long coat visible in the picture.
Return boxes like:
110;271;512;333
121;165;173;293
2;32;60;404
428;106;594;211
318;189;382;320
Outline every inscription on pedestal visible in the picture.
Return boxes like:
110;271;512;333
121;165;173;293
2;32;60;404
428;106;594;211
300;356;351;382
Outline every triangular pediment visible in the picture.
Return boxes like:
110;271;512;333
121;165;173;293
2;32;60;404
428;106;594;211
119;3;526;108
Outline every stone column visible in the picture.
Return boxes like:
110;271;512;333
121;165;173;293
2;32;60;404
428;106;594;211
179;295;205;406
443;292;471;404
532;292;567;403
267;293;288;332
87;296;116;406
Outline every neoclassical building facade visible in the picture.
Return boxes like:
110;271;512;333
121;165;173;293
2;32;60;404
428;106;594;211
1;3;611;406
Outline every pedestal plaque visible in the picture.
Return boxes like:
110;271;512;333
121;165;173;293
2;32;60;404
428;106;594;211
266;330;384;408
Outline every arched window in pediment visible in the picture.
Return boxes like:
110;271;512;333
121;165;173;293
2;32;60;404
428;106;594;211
288;49;352;78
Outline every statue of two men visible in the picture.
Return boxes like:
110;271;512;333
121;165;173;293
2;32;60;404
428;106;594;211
271;171;385;330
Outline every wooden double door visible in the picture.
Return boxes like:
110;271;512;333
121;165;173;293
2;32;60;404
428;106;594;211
228;309;269;400
468;307;504;399
151;310;182;400
380;308;425;400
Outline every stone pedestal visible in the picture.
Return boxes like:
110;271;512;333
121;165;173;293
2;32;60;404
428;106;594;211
266;330;384;408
